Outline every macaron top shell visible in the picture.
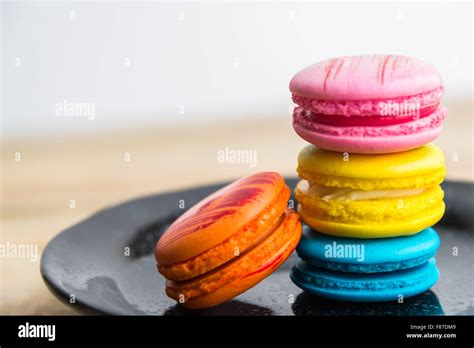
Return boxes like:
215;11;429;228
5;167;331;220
156;172;288;265
297;226;440;267
297;144;445;189
290;55;442;100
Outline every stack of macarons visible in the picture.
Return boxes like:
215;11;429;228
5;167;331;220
289;54;447;301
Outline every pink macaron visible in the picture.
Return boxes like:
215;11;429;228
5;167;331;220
290;55;447;154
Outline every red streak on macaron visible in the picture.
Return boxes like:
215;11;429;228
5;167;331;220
391;55;399;74
376;55;393;85
240;172;282;186
380;55;393;84
161;209;237;247
243;177;277;185
214;187;264;209
323;58;338;91
158;185;266;249
244;250;285;279
332;58;345;81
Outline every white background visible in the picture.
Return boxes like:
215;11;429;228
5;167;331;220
2;1;472;139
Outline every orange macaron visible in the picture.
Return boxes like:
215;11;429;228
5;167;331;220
155;172;302;309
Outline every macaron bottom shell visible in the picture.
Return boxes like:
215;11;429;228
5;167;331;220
293;122;443;154
297;203;445;238
166;209;302;309
291;258;439;302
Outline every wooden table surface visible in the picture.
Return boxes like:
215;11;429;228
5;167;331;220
1;101;472;314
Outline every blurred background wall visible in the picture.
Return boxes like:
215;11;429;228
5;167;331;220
2;2;472;139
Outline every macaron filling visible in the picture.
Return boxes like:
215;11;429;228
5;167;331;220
297;167;445;191
295;185;444;224
292;86;444;117
293;106;447;137
299;180;425;202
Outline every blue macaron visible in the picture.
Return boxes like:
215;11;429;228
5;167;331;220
296;226;440;273
291;258;440;302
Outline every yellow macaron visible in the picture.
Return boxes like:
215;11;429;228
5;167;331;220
295;144;446;238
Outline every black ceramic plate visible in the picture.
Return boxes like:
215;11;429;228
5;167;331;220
41;179;474;315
